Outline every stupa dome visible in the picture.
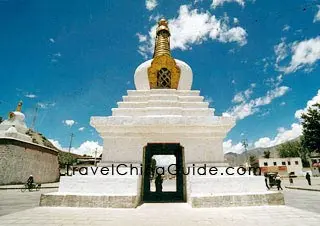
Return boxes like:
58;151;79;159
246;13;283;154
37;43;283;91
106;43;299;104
134;59;193;90
0;101;28;129
10;111;26;123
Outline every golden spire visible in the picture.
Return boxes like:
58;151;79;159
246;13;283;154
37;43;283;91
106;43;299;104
16;101;23;112
148;19;181;89
153;19;171;58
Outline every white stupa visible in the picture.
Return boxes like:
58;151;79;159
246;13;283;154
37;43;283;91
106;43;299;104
41;19;284;208
0;101;32;142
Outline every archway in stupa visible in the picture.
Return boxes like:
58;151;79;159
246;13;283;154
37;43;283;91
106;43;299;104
142;143;186;202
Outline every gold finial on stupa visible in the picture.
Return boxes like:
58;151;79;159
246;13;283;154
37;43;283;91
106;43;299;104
148;19;181;89
16;101;23;112
153;18;171;58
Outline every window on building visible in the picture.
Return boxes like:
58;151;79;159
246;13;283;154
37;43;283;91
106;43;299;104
273;162;277;166
288;161;291;165
264;162;268;166
282;162;286;165
295;161;299;165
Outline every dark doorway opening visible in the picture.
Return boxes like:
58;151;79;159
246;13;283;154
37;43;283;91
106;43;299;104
142;143;185;202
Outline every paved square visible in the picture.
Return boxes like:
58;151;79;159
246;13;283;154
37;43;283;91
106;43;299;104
0;187;320;225
0;203;319;226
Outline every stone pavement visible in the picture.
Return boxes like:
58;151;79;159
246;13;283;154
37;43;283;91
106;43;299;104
284;177;320;191
284;189;320;214
0;203;319;226
0;188;57;216
1;183;320;225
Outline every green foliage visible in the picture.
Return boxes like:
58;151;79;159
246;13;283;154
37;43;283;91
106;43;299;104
277;140;301;158
0;116;3;123
58;151;77;169
263;150;271;158
301;103;320;153
249;155;257;165
277;139;310;167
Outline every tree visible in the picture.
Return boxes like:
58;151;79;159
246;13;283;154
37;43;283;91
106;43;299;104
277;140;301;158
249;155;257;166
277;139;310;167
58;151;77;169
263;150;271;158
0;116;3;123
301;103;320;153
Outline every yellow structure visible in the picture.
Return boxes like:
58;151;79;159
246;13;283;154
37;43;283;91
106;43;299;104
148;19;181;89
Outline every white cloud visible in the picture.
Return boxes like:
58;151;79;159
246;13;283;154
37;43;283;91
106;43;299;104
232;83;255;103
282;24;290;31
49;38;55;43
274;38;289;64
78;127;85;131
254;123;302;148
146;0;157;11
63;120;75;127
226;90;320;152
276;36;320;74
225;86;289;120
204;96;214;103
265;74;283;88
25;93;37;98
53;52;61;57
295;89;320;119
314;5;320;23
37;102;56;109
49;139;63;150
211;0;245;8
233;17;239;24
138;5;247;57
136;33;147;42
223;139;244;154
49;139;103;156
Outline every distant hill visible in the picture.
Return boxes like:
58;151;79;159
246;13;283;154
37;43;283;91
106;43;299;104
224;137;301;166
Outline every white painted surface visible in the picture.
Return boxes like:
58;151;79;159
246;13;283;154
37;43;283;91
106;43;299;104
0;111;32;142
59;167;141;195
259;157;303;176
90;89;234;164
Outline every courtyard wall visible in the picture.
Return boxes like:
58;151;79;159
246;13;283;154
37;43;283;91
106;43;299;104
0;138;59;185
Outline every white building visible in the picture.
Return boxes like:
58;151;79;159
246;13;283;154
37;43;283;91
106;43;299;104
310;155;320;176
258;157;303;176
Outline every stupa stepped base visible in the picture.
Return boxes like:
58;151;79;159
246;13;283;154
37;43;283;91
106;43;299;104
40;191;283;208
190;192;284;207
40;167;284;208
40;193;138;208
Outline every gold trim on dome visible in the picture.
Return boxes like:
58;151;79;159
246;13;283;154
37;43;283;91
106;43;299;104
148;19;181;89
148;55;180;89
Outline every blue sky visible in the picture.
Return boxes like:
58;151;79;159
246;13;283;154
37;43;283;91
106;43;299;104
1;0;320;155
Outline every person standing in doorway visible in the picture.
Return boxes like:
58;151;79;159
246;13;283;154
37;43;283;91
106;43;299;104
275;174;283;190
306;172;311;186
155;174;163;193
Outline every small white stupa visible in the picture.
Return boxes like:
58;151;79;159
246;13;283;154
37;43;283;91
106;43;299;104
41;19;284;208
0;101;32;142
